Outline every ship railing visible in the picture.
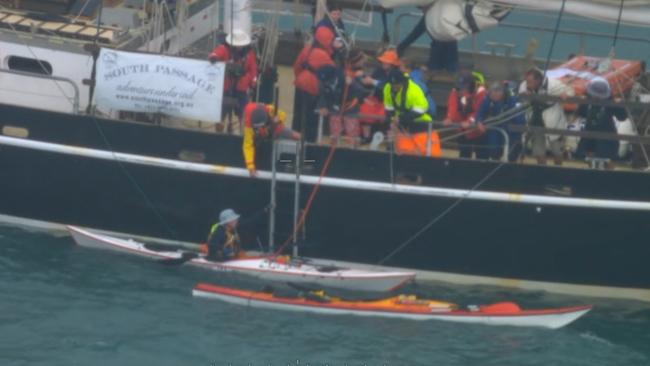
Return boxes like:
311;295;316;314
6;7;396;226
311;108;650;169
315;114;511;162
392;12;650;57
0;68;80;114
507;124;650;169
508;125;650;146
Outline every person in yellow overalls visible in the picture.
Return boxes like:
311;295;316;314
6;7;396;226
205;209;242;261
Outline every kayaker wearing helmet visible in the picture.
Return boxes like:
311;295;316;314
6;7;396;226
206;209;242;261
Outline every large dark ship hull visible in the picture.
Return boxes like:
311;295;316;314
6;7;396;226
1;103;649;298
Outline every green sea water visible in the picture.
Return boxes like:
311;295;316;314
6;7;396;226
1;225;649;366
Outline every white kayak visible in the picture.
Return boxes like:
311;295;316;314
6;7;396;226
193;283;593;329
67;226;415;292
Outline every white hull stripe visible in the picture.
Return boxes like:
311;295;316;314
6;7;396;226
2;135;650;211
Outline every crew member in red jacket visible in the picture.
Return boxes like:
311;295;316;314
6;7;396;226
208;29;258;123
443;71;487;159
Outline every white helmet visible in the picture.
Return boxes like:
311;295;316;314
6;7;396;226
219;209;240;224
226;29;252;47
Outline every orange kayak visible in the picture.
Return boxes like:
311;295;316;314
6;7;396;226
192;283;592;329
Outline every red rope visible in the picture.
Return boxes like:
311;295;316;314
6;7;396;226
271;141;337;257
271;66;352;257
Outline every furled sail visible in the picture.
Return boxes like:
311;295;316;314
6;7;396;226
490;0;650;27
424;0;510;41
376;0;650;28
375;0;433;7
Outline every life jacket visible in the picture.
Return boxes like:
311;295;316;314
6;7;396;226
209;44;257;93
244;103;286;138
456;89;477;118
358;96;385;125
446;88;486;139
208;223;240;258
295;27;336;96
295;46;335;96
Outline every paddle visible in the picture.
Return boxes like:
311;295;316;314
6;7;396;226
156;251;199;265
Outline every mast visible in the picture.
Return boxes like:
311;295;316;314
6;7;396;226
85;0;103;115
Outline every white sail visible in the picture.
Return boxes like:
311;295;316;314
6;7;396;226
376;0;650;8
375;0;433;7
224;0;252;36
490;0;650;27
425;0;510;41
376;0;650;27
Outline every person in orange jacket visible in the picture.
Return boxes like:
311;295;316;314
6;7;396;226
293;26;342;142
242;102;300;177
208;29;258;122
443;71;487;159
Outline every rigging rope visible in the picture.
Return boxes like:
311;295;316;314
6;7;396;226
612;0;626;49
377;0;571;265
271;62;356;258
377;137;522;265
0;5;180;240
543;0;568;74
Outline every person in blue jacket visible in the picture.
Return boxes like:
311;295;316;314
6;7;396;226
315;2;346;39
475;81;525;161
400;58;436;118
206;209;242;261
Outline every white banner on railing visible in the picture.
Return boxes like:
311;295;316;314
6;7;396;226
95;48;224;122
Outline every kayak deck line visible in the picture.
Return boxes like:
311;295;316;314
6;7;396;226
67;225;416;293
192;283;593;329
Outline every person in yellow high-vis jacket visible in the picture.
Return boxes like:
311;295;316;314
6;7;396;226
242;102;300;177
383;69;432;134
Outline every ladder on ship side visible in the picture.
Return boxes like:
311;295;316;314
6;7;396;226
268;139;306;257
